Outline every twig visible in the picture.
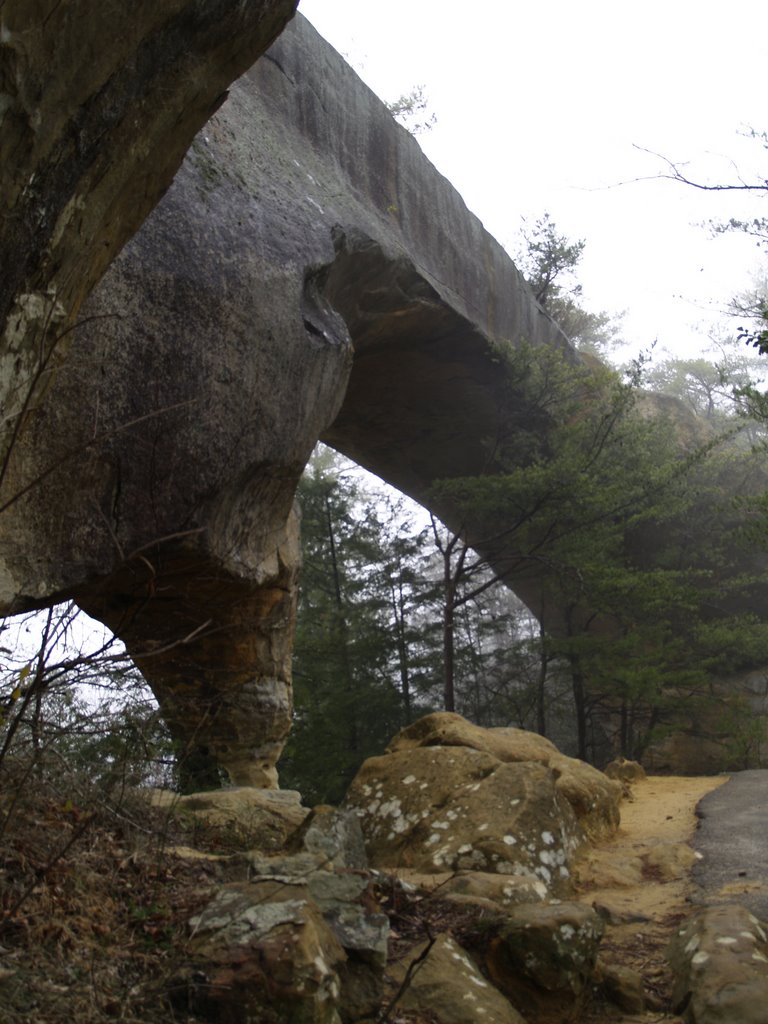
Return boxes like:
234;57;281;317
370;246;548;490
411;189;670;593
378;924;435;1023
0;812;96;932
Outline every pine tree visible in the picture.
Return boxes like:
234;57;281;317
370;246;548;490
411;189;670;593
278;448;432;803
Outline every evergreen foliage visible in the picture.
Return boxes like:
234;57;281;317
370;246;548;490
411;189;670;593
431;343;768;763
278;449;433;804
278;446;564;802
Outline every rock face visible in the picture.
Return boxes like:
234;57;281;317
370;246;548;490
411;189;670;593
0;0;298;469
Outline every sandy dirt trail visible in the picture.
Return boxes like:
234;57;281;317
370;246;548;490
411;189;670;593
577;774;728;1023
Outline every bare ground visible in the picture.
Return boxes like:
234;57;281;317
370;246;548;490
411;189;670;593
576;774;728;1024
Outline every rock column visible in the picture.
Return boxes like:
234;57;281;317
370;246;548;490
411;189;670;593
78;511;300;792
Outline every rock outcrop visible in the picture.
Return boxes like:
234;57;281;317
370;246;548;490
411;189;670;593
160;718;654;1022
386;712;622;840
345;747;583;887
168;802;388;1023
343;714;619;887
0;0;298;469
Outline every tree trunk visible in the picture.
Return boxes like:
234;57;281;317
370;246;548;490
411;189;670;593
535;622;548;737
442;551;457;713
391;581;412;723
619;698;629;757
324;493;357;755
569;651;589;762
443;597;456;712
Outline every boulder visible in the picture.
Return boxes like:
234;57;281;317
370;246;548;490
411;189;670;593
439;871;548;908
182;880;346;1024
389;933;527;1024
481;901;604;1020
596;960;646;1013
152;787;309;853
386;713;622;840
344;745;583;891
668;904;768;1024
182;863;389;1024
604;757;647;783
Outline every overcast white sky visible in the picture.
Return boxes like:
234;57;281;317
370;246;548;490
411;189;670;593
298;0;768;361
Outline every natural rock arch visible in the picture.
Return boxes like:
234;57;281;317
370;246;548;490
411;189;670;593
1;16;764;787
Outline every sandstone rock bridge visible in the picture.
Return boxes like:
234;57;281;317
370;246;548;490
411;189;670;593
0;14;751;787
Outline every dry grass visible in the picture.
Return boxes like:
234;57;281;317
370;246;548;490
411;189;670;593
0;765;216;1023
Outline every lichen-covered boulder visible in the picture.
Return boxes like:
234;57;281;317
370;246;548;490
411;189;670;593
668;904;768;1024
482;901;604;1021
439;870;548;909
182;869;389;1024
386;713;621;840
344;746;583;891
389;934;527;1024
182;881;346;1024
